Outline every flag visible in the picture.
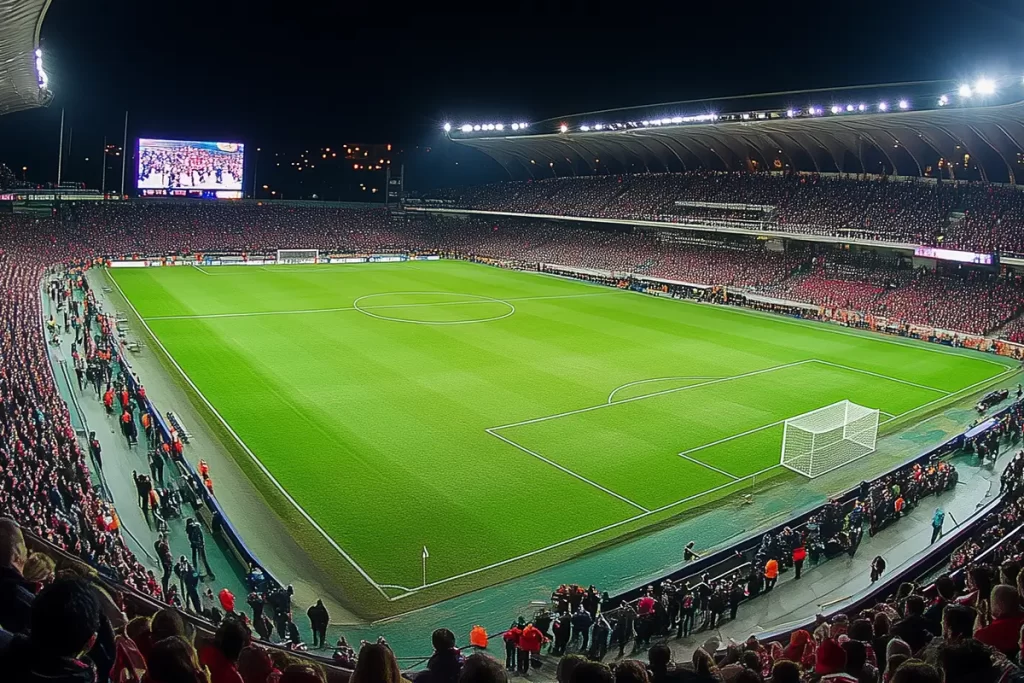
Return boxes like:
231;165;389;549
422;546;429;559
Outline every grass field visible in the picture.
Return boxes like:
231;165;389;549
108;260;1015;617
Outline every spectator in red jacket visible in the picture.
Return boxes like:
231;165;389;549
517;623;546;677
503;619;523;671
793;545;807;581
199;618;248;683
974;584;1024;656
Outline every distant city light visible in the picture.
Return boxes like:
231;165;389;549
958;84;973;98
443;123;451;132
878;101;889;111
898;99;909;110
975;77;996;95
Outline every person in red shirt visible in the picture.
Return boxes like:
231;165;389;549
637;589;655;616
975;585;1024;656
793;545;807;580
199;619;247;683
103;388;115;413
503;619;523;671
517;623;546;676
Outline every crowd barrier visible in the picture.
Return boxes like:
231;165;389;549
605;399;1014;610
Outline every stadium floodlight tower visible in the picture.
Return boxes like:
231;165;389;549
780;400;879;479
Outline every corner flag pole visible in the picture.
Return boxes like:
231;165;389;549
422;546;429;587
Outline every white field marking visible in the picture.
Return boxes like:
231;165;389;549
352;292;515;326
113;258;1021;597
880;410;897;418
486;428;650;512
385;362;1015;598
678;454;740;480
678;419;787;458
610;285;1013;371
142;291;612;321
607;376;724;404
809;359;951;395
193;266;212;275
105;272;394;600
490;360;816;431
388;463;786;600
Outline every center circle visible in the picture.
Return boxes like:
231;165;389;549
352;291;516;325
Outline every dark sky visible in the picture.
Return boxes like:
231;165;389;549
4;0;1024;188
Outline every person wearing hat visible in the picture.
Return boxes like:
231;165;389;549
814;638;857;682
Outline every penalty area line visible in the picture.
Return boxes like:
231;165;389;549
486;429;650;512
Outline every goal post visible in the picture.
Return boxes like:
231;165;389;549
780;400;880;478
276;249;320;264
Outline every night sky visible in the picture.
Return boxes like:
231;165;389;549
3;0;1024;194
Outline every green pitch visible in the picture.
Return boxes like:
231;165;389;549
108;260;1013;617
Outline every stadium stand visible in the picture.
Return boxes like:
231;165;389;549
5;197;1024;682
418;171;1024;255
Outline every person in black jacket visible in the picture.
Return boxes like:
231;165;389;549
306;599;330;648
571;605;594;653
0;518;33;635
185;518;214;579
0;577;104;683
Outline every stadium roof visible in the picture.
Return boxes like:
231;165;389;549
0;0;53;116
448;81;1024;183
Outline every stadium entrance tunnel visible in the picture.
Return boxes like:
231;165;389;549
352;291;516;325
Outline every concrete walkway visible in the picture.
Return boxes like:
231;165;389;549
83;270;358;628
43;287;253;618
604;444;1010;668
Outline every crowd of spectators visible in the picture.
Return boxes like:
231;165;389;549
422;171;1024;255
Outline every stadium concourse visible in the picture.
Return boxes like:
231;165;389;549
5;195;1024;683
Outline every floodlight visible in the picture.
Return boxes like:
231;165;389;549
511;123;519;131
740;113;750;120
938;95;949;106
559;124;568;133
640;120;650;126
830;105;841;114
975;77;996;95
846;104;854;112
786;109;794;117
473;125;481;131
878;101;888;111
580;125;590;131
898;99;909;110
443;123;451;132
671;116;683;124
35;49;41;58
858;104;866;111
520;123;528;129
594;124;603;130
958;84;973;98
659;117;671;125
495;123;504;131
461;124;473;133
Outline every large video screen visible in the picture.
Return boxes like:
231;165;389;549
914;246;994;265
137;138;244;199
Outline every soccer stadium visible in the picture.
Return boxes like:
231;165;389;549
8;5;1024;683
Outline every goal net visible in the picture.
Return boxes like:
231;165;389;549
276;249;319;264
781;400;879;478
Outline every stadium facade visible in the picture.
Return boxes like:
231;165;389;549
0;0;52;115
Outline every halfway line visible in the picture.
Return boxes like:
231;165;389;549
144;291;614;321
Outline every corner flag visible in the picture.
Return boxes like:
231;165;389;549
421;546;429;587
